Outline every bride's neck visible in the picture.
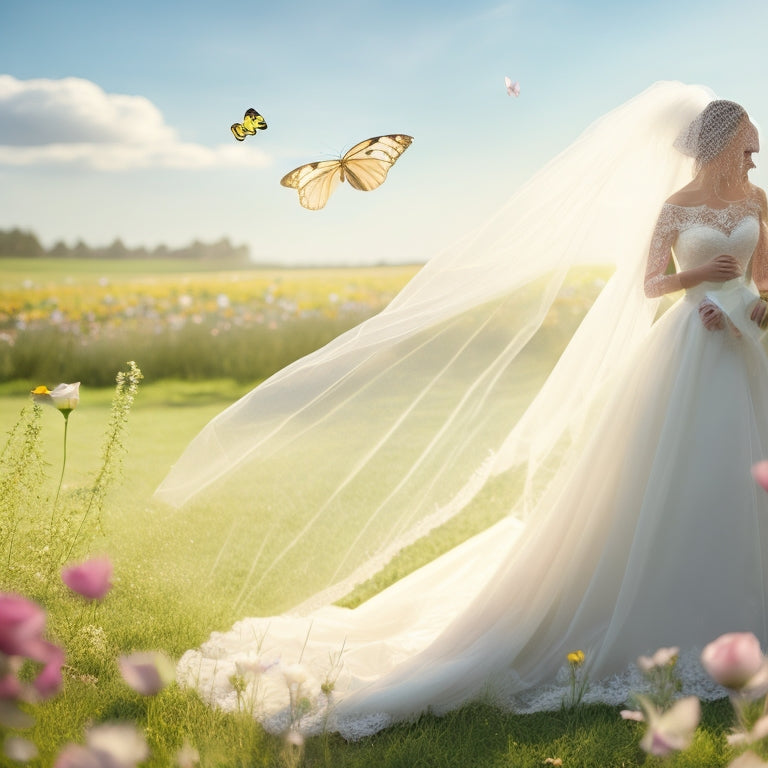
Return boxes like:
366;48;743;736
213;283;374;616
694;168;749;203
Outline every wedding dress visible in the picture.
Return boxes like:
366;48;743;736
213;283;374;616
159;83;768;738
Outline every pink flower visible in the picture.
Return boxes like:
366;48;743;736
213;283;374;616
752;461;768;493
54;723;148;768
727;714;768;746
0;672;22;700
61;557;113;600
118;651;175;696
54;744;103;768
0;593;46;657
620;709;645;722
701;632;766;690
639;695;701;757
32;642;65;699
637;646;679;672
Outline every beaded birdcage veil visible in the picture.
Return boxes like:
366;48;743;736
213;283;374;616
674;99;749;173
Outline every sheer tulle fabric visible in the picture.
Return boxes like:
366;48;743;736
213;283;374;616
156;82;712;616
177;200;768;738
159;82;768;737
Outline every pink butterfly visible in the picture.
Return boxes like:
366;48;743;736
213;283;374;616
504;76;520;97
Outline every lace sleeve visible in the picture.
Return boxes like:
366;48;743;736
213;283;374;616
644;204;682;298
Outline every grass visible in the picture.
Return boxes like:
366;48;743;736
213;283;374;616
0;378;742;768
0;261;744;765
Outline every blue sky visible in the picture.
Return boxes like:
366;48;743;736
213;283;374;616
1;0;768;265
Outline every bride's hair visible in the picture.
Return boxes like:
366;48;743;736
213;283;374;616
675;99;748;171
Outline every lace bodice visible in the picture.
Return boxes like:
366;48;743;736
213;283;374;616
644;199;761;298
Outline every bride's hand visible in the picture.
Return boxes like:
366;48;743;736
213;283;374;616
698;300;725;331
697;255;742;282
751;297;768;329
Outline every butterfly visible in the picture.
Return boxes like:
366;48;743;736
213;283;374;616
231;108;268;141
504;76;520;97
280;134;413;210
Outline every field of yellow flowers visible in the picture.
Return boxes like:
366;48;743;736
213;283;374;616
0;260;420;386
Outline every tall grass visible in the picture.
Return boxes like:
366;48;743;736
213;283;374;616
0;262;419;385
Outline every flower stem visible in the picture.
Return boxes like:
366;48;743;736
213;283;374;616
50;413;69;540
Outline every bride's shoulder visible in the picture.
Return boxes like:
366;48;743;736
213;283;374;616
747;184;768;216
664;186;702;208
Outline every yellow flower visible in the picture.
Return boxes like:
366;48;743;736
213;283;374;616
567;650;585;667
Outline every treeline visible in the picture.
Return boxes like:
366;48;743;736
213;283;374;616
0;228;251;262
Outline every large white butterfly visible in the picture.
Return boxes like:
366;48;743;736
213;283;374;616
505;76;520;97
280;134;413;210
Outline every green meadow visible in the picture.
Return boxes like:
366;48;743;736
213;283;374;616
0;261;743;766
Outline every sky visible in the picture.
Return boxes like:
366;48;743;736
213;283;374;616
1;0;768;266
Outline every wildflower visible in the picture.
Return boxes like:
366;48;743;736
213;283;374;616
283;663;308;688
31;641;65;699
701;632;767;691
118;651;175;696
61;557;113;600
752;461;768;493
620;709;645;722
564;649;589;707
32;382;81;529
544;759;563;766
4;737;38;763
727;714;768;746
638;695;700;757
31;382;80;417
234;653;277;678
55;722;148;768
285;729;304;748
176;741;200;768
0;593;46;656
638;646;679;672
0;665;23;700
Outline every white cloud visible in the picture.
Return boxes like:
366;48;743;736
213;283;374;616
0;75;270;170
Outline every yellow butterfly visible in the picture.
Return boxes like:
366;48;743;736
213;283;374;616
231;108;267;141
280;134;413;210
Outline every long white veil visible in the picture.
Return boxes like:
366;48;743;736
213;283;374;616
155;82;712;617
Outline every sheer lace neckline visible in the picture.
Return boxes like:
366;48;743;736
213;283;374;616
666;199;751;212
659;198;760;237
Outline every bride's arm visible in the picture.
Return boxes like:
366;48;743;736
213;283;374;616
644;205;682;298
748;187;768;327
644;204;743;299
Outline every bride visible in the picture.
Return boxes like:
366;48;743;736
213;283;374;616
155;82;768;738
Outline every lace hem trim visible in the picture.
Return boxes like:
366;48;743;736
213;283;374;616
178;647;728;741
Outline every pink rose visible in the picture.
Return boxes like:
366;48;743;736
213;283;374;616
0;594;46;657
701;632;766;690
61;557;113;600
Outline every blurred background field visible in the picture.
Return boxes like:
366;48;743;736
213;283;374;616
0;259;419;386
0;259;612;619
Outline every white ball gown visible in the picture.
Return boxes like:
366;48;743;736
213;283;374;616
156;83;768;739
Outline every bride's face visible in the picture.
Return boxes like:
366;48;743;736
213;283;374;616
741;121;759;175
724;119;759;179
